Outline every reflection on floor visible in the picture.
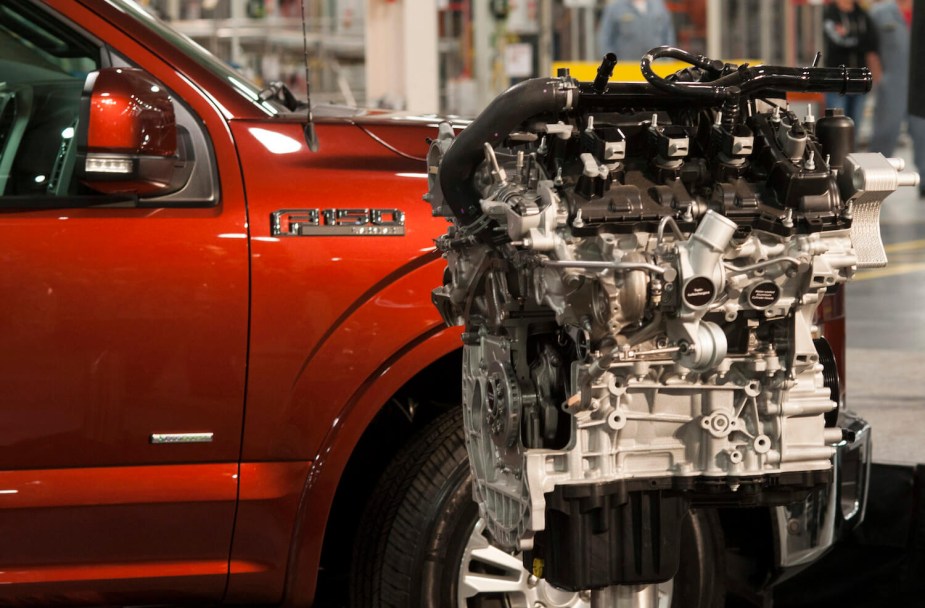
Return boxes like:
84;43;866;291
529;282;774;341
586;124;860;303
846;144;925;465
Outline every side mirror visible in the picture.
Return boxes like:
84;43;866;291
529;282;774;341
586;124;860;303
77;67;181;196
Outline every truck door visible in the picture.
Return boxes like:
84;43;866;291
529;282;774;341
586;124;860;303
0;1;248;603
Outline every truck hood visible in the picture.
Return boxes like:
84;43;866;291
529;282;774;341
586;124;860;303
257;105;471;161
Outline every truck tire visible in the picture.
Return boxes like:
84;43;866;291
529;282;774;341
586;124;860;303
349;408;725;608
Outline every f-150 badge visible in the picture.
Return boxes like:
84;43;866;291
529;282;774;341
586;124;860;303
271;208;405;236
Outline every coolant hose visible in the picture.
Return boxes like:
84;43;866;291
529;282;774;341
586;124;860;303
439;77;577;227
640;46;872;102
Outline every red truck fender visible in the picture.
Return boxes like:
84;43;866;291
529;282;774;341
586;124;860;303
281;324;462;606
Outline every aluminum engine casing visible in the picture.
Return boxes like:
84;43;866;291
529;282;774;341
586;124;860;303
428;52;917;589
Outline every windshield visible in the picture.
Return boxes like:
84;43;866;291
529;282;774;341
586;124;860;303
104;0;283;116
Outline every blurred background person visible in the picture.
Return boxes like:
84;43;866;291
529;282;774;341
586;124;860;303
868;0;925;195
597;0;676;62
823;0;879;129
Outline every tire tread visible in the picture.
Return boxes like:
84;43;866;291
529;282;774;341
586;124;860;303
350;409;467;607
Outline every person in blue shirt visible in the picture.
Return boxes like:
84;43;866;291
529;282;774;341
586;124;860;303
868;0;925;196
822;0;878;129
597;0;676;63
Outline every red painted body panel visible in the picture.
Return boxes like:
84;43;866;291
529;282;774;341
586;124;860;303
236;118;449;462
9;2;463;606
2;2;256;604
19;1;252;466
0;204;248;469
0;464;238;605
225;461;313;603
230;118;463;603
0;463;236;509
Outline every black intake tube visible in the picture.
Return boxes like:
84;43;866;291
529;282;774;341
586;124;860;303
439;77;577;226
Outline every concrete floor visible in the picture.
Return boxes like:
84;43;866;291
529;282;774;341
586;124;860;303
846;143;925;464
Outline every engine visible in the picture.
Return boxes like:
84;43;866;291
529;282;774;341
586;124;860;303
427;48;918;593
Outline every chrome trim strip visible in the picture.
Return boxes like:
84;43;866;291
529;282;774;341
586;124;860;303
270;208;406;237
774;414;872;568
150;432;214;444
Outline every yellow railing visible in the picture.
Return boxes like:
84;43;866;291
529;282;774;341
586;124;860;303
551;60;760;83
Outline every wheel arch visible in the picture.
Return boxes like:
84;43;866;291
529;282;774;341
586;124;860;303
279;328;463;607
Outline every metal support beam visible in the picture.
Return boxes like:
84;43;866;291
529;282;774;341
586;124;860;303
364;0;438;111
583;7;596;61
784;0;796;66
760;0;773;63
538;0;553;77
473;0;493;110
707;0;721;59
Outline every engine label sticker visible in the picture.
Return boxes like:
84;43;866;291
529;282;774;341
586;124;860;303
682;276;715;308
270;208;405;236
748;282;781;309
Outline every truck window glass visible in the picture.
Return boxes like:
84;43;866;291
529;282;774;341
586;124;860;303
0;0;100;198
103;0;280;116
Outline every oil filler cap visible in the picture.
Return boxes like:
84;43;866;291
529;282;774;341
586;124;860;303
747;281;781;309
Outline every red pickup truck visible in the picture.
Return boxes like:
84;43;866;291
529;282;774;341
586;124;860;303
0;1;483;606
1;1;874;608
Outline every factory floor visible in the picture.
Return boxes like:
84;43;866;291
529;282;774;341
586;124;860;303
846;142;925;465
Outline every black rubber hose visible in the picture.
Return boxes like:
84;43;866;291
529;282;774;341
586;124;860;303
641;46;730;100
640;45;872;102
439;77;577;226
592;53;618;94
712;64;872;97
646;46;726;73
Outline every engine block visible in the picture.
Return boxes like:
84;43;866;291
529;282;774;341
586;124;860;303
428;48;917;591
